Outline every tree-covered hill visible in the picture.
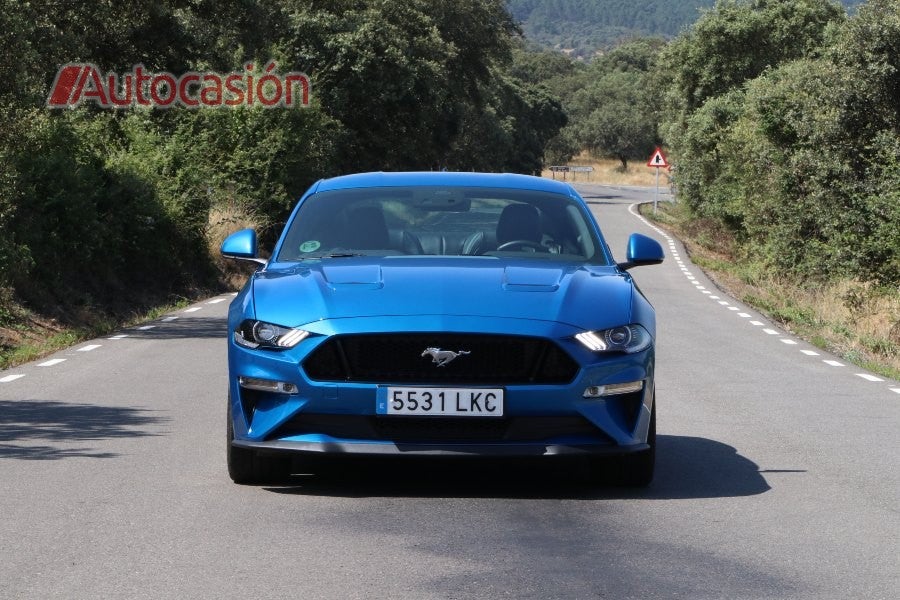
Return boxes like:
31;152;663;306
509;0;863;58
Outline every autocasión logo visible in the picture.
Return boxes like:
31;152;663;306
47;61;310;109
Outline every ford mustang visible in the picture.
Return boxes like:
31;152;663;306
221;172;664;485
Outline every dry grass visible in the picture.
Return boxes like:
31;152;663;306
541;154;668;187
645;202;900;379
206;204;266;291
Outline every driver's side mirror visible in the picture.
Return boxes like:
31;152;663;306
618;233;664;271
221;229;267;266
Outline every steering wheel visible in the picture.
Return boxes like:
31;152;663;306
496;240;545;252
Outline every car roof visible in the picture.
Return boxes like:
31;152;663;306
314;171;578;197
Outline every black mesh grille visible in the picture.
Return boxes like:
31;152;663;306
302;333;578;384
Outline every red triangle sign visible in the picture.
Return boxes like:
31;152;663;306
647;147;668;168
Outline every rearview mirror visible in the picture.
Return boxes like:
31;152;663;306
618;233;664;270
221;229;266;266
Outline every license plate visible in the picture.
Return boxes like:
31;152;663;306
377;387;504;417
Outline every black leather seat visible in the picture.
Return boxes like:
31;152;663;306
496;204;543;248
343;206;389;249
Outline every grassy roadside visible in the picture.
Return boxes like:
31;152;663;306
642;201;900;381
0;294;204;371
0;206;260;372
540;155;666;187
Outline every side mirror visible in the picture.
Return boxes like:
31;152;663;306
618;233;664;271
221;229;267;266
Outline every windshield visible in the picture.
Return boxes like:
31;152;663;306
276;186;609;264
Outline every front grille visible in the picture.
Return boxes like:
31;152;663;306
302;333;579;384
270;414;609;444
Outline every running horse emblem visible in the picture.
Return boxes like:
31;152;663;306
421;347;471;367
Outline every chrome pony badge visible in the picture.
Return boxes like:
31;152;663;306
421;347;470;367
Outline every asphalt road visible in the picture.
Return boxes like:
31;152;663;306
1;184;897;599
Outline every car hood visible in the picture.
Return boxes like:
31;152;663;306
252;257;634;331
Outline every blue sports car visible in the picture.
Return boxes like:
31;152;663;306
221;172;664;485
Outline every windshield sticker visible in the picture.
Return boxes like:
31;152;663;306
299;240;321;253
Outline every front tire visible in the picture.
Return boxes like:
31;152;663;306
227;397;291;484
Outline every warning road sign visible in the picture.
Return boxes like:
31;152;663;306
647;147;668;168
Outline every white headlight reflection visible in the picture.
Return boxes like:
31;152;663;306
234;320;310;349
575;324;651;354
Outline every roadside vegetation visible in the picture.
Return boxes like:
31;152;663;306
0;0;566;368
0;0;896;376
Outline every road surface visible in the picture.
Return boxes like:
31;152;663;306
1;184;897;599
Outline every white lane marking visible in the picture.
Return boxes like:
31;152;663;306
0;374;25;383
38;359;66;367
207;298;226;304
77;344;102;352
161;316;178;322
184;307;203;313
230;292;238;296
138;325;156;331
856;373;884;382
625;201;900;394
718;301;730;306
728;306;740;311
109;334;128;340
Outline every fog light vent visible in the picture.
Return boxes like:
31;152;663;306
583;380;643;398
239;376;298;395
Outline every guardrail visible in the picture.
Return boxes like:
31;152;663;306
548;166;594;180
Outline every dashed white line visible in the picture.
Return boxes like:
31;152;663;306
856;373;884;382
77;344;102;352
109;334;128;340
207;298;226;304
38;358;66;367
184;307;203;313
161;316;178;322
0;374;25;383
138;325;156;331
627;201;900;396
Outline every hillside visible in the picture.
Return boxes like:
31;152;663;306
509;0;863;58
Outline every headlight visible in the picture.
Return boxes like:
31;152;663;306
234;320;309;349
575;324;651;354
